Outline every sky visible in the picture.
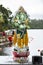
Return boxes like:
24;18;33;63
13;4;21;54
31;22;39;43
0;0;43;19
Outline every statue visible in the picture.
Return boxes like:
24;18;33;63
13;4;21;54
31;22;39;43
12;6;30;63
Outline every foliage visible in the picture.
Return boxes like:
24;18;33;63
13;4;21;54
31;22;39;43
0;5;12;31
29;19;43;29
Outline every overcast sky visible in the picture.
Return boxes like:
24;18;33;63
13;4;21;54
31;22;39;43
0;0;43;19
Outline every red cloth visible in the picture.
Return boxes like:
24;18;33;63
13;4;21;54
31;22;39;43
13;51;30;57
8;36;12;42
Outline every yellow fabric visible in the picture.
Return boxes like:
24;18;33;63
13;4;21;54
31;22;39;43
12;32;17;45
23;31;29;46
17;34;21;48
12;31;29;48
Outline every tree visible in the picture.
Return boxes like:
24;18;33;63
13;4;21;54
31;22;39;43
0;5;12;31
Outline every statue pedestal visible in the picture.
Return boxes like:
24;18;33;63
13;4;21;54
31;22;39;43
13;46;30;63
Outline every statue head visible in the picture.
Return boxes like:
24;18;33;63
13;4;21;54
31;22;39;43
13;6;30;30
